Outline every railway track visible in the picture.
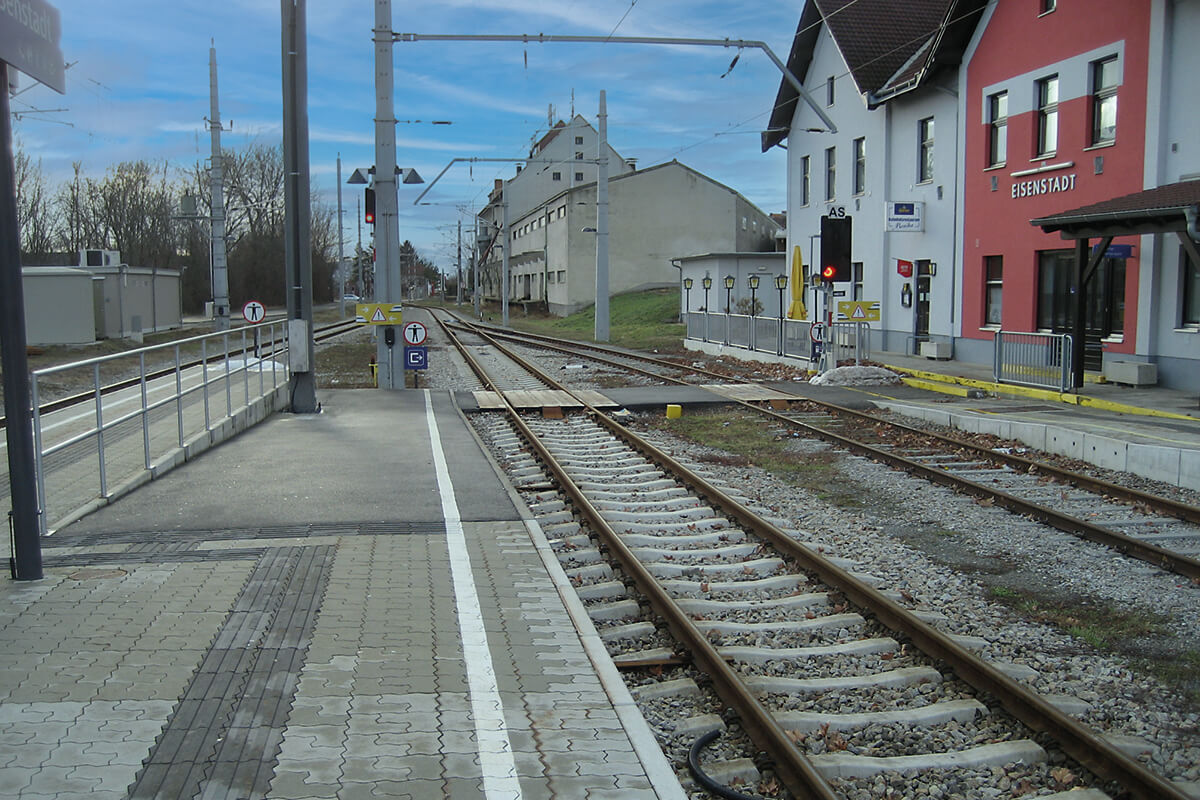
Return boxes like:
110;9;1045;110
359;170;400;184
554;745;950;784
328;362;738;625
430;310;1189;800
440;311;1200;582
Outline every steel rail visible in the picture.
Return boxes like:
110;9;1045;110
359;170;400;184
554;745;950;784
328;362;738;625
749;402;1200;581
1;319;358;429
777;393;1200;526
431;312;838;800
439;310;1192;800
446;314;1200;579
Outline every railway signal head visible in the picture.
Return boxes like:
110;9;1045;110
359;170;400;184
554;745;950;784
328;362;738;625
364;187;376;225
820;215;852;282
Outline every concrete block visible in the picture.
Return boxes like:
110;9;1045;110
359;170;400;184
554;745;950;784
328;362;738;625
1082;434;1128;472
150;449;185;478
1045;428;1083;459
920;341;952;359
1105;360;1157;385
1181;449;1200;492
953;412;984;434
1127;444;1181;487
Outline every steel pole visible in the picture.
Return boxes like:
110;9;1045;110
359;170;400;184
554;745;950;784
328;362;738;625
0;71;42;580
281;0;318;411
337;154;345;314
374;0;401;388
209;46;231;331
594;90;610;342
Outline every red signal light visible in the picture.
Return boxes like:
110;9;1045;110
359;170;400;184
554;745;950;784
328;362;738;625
822;264;836;280
364;187;376;225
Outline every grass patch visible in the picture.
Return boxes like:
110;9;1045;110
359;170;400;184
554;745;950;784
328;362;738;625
492;289;686;353
645;409;861;507
986;585;1198;705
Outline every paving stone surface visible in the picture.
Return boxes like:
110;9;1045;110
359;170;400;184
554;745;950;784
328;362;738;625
1;390;675;799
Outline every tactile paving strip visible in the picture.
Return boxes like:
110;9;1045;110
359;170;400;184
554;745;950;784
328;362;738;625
127;545;334;799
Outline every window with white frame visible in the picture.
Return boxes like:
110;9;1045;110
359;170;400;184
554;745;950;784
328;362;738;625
552;171;561;181
826;75;835;106
574;171;583;182
918;117;934;183
852;137;866;195
575;135;584;145
984;255;1003;326
987;91;1007;167
801;155;810;206
825;146;836;201
1036;75;1059;157
1091;56;1118;145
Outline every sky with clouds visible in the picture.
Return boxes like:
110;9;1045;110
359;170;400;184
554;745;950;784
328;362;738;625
14;1;799;270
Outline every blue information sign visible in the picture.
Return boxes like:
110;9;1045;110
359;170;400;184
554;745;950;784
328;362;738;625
404;346;428;370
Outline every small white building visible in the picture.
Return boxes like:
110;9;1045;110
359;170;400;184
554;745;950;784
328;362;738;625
21;267;97;345
22;250;183;345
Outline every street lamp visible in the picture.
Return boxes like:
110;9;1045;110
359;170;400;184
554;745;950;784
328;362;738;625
723;274;735;346
775;274;788;355
702;276;712;342
747;274;761;351
683;277;693;313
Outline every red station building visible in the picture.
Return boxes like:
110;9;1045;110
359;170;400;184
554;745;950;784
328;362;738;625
963;1;1150;371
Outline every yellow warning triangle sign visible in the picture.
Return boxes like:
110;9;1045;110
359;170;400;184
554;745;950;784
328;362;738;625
851;304;866;319
371;308;386;323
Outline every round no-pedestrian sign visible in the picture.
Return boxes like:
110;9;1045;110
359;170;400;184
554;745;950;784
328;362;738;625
402;321;427;346
242;301;266;324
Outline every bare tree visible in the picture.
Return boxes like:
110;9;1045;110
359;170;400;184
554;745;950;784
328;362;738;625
13;145;55;262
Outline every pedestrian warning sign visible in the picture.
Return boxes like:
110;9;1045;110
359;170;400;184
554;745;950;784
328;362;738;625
355;303;403;325
836;300;881;322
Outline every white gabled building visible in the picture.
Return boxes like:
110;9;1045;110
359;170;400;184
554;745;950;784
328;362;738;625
479;118;780;316
762;0;987;357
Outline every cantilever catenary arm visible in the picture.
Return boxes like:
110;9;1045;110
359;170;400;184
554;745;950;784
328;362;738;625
396;32;837;135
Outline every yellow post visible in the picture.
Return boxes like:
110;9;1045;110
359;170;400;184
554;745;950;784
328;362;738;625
665;404;682;419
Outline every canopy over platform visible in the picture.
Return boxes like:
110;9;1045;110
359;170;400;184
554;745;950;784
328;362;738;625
1031;180;1200;389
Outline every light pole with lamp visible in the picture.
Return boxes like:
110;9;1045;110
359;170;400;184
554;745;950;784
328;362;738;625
775;274;787;355
702;276;712;342
683;277;693;313
723;274;735;345
747;274;760;350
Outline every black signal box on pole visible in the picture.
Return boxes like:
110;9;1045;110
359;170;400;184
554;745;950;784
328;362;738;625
820;215;852;282
364;187;376;225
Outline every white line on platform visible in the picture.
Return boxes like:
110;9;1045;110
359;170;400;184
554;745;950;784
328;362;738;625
423;390;523;799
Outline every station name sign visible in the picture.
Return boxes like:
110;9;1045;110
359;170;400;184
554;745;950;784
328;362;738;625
1012;172;1077;199
0;0;64;93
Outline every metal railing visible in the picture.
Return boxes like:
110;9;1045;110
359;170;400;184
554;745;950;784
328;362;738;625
29;323;290;534
993;330;1073;392
684;311;870;365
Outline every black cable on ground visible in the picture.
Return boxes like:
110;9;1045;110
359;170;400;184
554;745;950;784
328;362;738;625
687;729;767;800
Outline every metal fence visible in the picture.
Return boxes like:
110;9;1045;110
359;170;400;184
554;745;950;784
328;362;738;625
684;311;870;365
993;330;1073;392
29;323;290;534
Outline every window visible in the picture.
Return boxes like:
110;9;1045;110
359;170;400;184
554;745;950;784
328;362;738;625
575;151;584;160
575;136;584;145
825;146;836;201
557;270;566;283
1091;57;1118;145
987;92;1008;167
741;216;748;230
552;171;561;181
1036;76;1059;157
1040;0;1056;13
918;117;934;183
852;262;864;301
1038;249;1126;335
1184;246;1200;327
800;155;811;206
984;256;1003;326
574;171;584;182
853;137;866;195
826;76;835;106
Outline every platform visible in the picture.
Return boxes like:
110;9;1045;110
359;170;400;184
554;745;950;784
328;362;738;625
0;390;684;800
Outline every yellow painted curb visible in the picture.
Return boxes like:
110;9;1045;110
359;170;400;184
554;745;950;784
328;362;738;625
885;364;1197;422
899;377;971;397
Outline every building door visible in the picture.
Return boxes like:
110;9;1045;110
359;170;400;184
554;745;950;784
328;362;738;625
915;259;933;339
1038;251;1126;371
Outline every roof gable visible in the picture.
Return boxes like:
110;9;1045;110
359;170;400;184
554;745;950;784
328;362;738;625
763;0;986;151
